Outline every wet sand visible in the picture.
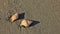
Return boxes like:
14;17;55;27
0;0;60;34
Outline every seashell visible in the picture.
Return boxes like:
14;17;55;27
19;19;32;27
10;13;19;22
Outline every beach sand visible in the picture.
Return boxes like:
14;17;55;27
0;0;60;34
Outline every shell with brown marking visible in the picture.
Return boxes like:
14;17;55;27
19;19;32;28
10;13;19;23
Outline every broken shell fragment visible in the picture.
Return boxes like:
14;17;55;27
10;13;19;22
20;19;32;27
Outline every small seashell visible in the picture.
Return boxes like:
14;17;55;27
19;19;32;27
10;13;19;22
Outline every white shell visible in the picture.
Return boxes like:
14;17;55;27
10;13;18;22
20;19;32;27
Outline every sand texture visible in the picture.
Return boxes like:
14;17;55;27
0;0;60;34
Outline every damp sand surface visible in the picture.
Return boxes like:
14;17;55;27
0;0;60;34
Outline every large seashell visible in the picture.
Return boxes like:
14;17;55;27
10;13;19;22
19;19;32;27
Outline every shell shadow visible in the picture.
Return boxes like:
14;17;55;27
18;13;25;20
29;20;40;27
